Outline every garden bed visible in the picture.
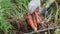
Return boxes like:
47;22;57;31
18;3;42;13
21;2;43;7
6;15;57;34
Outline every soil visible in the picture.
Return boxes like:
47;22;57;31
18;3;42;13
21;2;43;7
6;15;57;34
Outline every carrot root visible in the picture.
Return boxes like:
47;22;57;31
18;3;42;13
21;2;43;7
34;11;40;23
33;15;37;28
17;23;20;29
26;14;37;31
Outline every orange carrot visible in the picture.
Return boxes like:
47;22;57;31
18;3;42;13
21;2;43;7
33;14;37;27
17;22;20;29
26;14;37;31
34;11;39;23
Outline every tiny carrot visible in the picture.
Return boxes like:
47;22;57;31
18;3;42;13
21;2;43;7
33;14;37;27
26;14;37;31
34;11;40;23
17;22;20;29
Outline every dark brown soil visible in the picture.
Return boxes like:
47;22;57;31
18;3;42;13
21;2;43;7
6;15;57;34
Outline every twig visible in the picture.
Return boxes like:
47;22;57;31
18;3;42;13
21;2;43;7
46;11;53;22
24;26;60;34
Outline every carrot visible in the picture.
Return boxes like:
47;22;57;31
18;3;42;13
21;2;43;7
34;11;40;23
33;14;37;27
26;14;37;31
17;22;20;29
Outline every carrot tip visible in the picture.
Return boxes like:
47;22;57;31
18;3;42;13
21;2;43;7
34;28;37;31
